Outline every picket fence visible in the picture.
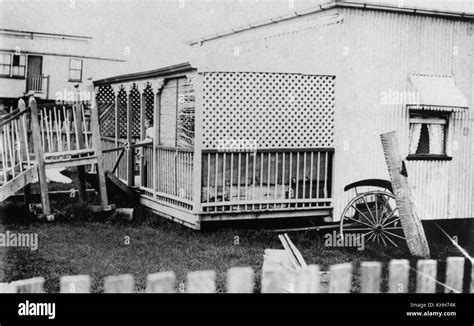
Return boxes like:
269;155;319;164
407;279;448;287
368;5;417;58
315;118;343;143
0;257;472;293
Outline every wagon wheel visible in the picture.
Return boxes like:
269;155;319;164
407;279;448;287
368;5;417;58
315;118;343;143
340;190;405;247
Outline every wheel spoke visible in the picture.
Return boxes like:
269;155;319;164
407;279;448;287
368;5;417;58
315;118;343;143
375;194;379;224
365;231;376;243
351;204;376;227
361;195;376;224
344;215;374;229
378;195;391;222
380;231;398;247
342;227;374;232
383;230;405;240
381;207;399;227
379;232;388;246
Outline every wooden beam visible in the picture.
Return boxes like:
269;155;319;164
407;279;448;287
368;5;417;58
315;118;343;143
380;131;430;258
0;164;37;202
90;85;109;207
29;97;50;215
74;102;87;203
106;171;138;203
44;156;98;170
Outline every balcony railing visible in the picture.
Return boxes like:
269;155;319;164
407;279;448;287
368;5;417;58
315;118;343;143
27;75;49;97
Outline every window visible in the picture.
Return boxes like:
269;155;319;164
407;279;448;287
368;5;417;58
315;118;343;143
12;54;26;77
0;53;26;77
407;113;451;160
69;59;83;82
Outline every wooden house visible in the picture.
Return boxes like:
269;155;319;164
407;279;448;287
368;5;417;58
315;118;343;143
93;1;474;230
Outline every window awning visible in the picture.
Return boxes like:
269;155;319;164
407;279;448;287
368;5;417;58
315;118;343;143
407;75;469;112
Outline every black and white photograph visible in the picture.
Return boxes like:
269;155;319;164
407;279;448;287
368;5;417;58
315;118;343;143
0;0;473;322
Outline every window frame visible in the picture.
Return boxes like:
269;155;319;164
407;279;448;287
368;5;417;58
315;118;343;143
68;58;83;82
0;53;26;79
406;111;452;161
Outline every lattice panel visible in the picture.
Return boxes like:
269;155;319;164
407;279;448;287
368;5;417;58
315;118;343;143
143;83;154;122
129;84;141;139
97;85;115;137
202;72;335;149
117;87;128;139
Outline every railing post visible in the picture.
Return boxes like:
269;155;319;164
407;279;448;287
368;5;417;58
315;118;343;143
74;100;87;203
127;90;134;187
17;99;32;207
192;73;203;217
28;96;50;215
89;85;109;207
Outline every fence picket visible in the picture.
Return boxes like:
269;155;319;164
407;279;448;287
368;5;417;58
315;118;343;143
261;268;291;293
416;260;437;293
60;275;91;293
146;271;176;293
360;262;382;293
11;277;45;293
388;259;409;293
104;274;134;293
329;263;352;293
227;267;254;293
186;270;216;293
294;265;320;293
445;257;464;293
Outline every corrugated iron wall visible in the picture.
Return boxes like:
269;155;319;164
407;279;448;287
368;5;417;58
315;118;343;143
332;9;473;221
195;7;473;221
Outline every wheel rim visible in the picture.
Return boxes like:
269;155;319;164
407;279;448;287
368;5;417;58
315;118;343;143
340;190;405;247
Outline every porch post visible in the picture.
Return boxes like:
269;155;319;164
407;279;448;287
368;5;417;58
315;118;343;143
126;86;134;186
153;81;163;197
192;73;203;216
139;83;147;187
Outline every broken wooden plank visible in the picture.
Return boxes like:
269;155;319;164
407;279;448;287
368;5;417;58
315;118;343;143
380;131;430;258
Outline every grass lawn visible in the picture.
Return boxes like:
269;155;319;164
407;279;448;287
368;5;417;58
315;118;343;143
0;176;469;293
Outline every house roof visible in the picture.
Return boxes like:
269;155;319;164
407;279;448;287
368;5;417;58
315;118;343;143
186;0;474;46
0;28;92;41
93;62;194;86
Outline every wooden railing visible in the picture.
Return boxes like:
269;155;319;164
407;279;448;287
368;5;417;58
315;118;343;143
101;138;194;210
37;103;92;159
101;137;128;182
0;105;35;184
201;149;333;213
27;75;49;97
0;257;470;293
154;146;194;207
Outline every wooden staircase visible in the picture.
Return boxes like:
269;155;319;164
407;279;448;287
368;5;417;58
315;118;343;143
0;87;110;216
